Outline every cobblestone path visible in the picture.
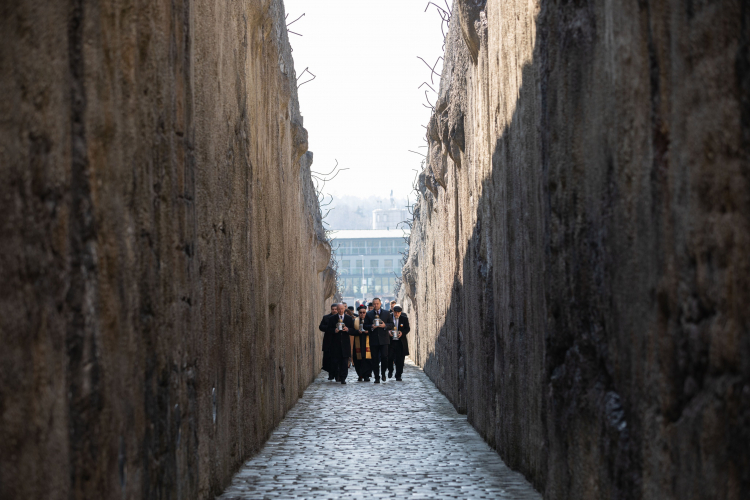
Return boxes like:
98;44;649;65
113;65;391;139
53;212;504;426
218;359;541;499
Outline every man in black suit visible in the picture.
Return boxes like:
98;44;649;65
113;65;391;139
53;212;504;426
327;303;355;384
387;304;410;381
363;297;394;383
319;303;340;381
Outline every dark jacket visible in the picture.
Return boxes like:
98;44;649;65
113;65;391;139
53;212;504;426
392;312;410;356
321;313;355;357
364;308;394;346
319;313;337;352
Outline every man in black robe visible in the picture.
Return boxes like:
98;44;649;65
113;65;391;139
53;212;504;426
387;304;410;381
319;303;339;381
330;303;355;384
350;304;372;382
364;297;394;383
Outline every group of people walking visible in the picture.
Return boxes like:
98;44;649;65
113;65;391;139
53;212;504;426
318;298;410;384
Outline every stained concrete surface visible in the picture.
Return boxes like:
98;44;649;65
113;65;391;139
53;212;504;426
0;1;334;499
402;0;750;499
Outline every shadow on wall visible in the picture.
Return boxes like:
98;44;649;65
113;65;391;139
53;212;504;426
404;1;750;499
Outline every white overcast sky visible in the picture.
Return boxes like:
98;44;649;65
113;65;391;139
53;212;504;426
283;0;447;200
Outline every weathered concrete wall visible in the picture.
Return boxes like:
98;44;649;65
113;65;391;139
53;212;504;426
0;1;334;498
402;0;750;498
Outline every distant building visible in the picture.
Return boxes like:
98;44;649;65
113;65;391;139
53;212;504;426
371;190;408;231
372;207;409;230
330;229;410;306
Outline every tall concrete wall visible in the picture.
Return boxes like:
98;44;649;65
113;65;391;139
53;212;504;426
402;0;750;498
0;1;335;498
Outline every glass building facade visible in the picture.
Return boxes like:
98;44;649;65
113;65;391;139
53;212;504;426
330;229;409;306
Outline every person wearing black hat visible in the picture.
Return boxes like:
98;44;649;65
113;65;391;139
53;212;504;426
350;304;372;381
319;303;341;381
363;297;394;383
345;305;356;318
387;304;410;381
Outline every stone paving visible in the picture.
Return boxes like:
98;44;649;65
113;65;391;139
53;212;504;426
218;358;542;499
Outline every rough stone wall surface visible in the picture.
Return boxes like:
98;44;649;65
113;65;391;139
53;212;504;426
402;0;750;498
0;1;334;499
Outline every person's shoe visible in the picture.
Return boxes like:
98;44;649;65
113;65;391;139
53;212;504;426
374;379;380;384
364;378;370;382
396;377;402;381
341;381;347;384
358;377;363;382
388;370;393;379
328;377;335;381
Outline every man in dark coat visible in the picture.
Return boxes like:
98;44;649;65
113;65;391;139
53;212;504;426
350;304;373;382
363;297;394;383
386;304;410;381
319;303;340;381
330;303;355;384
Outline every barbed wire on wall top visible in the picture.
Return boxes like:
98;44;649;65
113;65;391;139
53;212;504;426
297;67;316;88
286;12;305;36
425;1;452;48
311;160;349;228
